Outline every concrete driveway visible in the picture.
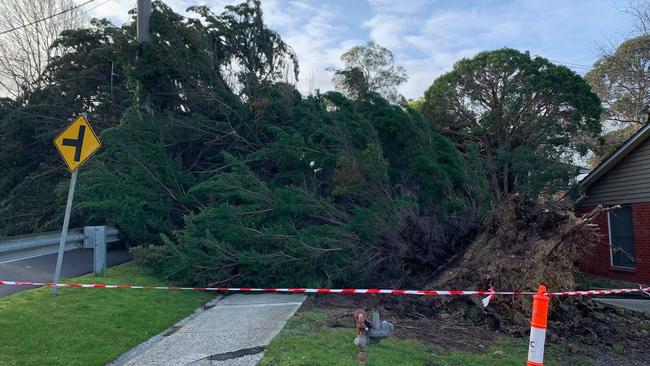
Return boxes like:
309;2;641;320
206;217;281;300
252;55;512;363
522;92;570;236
0;248;131;297
595;298;650;315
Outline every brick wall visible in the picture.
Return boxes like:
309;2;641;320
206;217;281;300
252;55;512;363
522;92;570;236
632;202;650;283
577;203;650;284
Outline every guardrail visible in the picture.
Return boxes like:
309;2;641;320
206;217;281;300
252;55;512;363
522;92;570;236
0;225;120;272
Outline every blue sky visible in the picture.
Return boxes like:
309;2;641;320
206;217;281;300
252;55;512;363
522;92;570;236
86;0;637;99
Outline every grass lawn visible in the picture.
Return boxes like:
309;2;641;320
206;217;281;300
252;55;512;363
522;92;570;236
260;309;594;366
0;263;214;366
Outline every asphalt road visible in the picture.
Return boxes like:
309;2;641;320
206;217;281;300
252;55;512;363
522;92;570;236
0;248;131;297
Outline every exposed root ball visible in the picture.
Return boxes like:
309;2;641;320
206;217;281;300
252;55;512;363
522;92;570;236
434;194;597;303
428;194;650;348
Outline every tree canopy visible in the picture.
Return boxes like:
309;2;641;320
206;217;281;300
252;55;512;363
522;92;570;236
422;49;602;197
331;41;408;104
585;35;650;165
0;1;606;290
0;1;491;287
587;35;650;127
188;0;298;99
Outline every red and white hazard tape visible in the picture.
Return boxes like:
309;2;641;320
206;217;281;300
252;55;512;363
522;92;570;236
1;279;648;307
0;280;503;295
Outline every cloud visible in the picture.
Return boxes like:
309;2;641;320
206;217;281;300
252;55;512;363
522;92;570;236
84;0;358;96
85;0;134;24
259;1;362;93
413;10;522;53
367;0;430;15
362;2;532;99
363;14;412;51
399;49;480;98
83;0;633;100
364;0;631;99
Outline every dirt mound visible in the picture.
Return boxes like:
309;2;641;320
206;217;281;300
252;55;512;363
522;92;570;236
426;194;650;349
432;194;595;320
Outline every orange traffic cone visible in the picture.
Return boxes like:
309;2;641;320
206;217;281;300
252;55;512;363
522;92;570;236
527;285;550;366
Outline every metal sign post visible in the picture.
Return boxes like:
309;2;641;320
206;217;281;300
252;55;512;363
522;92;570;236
51;170;77;295
51;114;101;296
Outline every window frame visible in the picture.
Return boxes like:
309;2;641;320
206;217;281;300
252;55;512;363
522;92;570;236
608;206;636;270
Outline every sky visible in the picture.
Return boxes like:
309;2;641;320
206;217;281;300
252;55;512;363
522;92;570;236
83;0;638;100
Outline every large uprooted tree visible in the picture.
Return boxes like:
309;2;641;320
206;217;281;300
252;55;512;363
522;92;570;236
0;1;492;287
1;0;649;352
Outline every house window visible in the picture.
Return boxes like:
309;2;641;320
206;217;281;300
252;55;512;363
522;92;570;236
608;206;635;269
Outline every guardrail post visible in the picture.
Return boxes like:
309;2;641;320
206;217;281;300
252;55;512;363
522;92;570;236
83;226;95;249
83;226;107;275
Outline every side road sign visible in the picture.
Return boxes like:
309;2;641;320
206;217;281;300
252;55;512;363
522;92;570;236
51;114;100;295
53;115;101;172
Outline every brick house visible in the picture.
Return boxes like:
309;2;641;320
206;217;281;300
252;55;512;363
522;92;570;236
575;123;650;284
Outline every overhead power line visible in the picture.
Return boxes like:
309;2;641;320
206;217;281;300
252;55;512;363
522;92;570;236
0;0;100;36
534;55;592;70
547;59;591;70
85;0;113;13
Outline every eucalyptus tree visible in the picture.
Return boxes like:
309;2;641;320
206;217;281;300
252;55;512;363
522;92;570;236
585;35;650;164
331;42;408;104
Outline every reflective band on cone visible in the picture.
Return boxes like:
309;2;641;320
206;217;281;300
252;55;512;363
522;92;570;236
527;285;550;366
528;327;546;365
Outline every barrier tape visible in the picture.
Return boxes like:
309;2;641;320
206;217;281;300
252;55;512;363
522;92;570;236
1;280;648;307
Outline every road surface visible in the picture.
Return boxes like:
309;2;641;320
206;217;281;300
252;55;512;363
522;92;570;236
0;248;131;297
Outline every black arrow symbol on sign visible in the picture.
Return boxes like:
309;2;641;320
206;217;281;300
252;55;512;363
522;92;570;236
62;125;86;162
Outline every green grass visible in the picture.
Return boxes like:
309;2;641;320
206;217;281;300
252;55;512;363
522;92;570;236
0;263;214;366
260;310;594;366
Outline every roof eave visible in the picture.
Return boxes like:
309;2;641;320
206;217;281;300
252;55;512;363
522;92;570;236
579;122;650;190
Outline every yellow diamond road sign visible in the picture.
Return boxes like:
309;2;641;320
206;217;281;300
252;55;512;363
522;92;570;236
54;115;101;172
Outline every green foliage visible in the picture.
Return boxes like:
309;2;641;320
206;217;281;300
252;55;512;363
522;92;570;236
408;97;424;111
139;153;355;286
331;41;408;104
128;91;491;287
1;1;491;288
584;35;650;165
422;48;602;197
188;0;299;98
77;109;198;243
0;17;132;235
586;35;650;127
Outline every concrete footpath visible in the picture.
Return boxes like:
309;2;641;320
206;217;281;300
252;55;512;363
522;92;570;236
111;293;306;366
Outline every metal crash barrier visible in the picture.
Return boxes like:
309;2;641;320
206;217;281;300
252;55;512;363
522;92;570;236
0;225;119;274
